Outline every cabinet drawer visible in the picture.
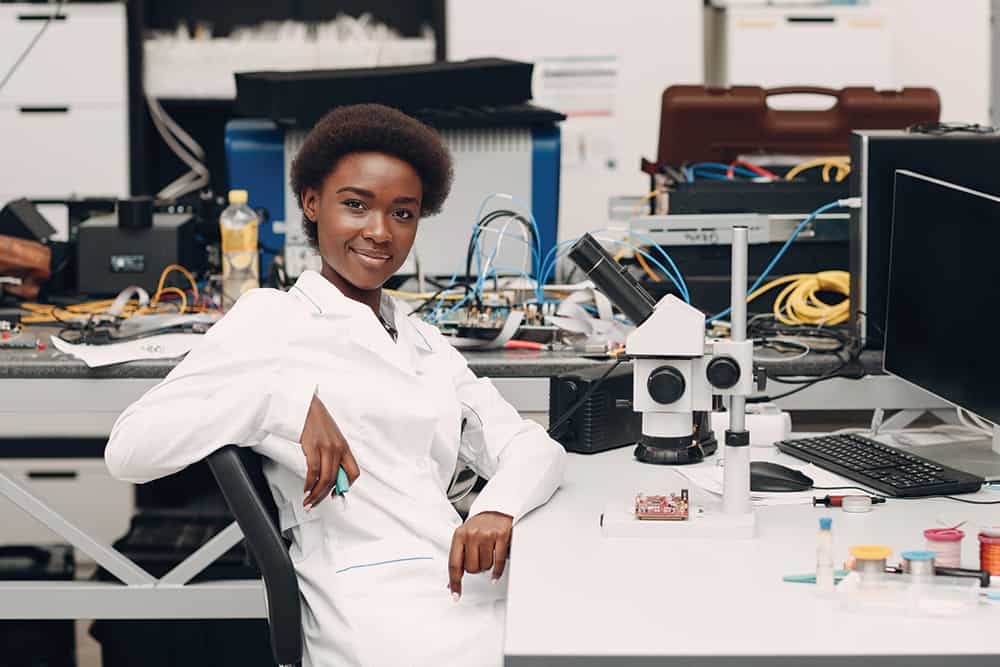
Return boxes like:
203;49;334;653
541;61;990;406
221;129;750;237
0;458;134;556
0;3;126;106
0;105;128;200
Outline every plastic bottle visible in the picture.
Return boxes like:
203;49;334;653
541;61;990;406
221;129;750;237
219;189;259;310
816;517;835;593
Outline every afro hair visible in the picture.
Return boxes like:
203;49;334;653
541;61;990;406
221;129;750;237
289;104;453;247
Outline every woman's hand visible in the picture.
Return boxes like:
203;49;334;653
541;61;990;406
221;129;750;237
448;511;513;599
299;394;360;509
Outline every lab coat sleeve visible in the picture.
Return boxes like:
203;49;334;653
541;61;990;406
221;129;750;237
105;290;315;484
418;323;566;523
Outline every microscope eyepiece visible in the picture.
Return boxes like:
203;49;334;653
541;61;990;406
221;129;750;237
568;234;657;325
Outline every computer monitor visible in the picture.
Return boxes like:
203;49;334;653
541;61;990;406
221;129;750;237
884;170;1000;429
848;130;1000;348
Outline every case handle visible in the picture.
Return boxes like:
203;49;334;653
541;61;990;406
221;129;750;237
766;86;840;99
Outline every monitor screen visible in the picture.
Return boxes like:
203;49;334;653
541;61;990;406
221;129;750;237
884;171;1000;425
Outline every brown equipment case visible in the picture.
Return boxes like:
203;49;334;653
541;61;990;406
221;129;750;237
642;85;940;172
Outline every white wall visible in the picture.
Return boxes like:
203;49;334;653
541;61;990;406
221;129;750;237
446;0;993;247
874;0;991;125
446;0;704;243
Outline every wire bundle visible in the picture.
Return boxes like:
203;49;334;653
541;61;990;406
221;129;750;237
677;158;850;183
748;270;849;326
20;265;209;325
784;156;851;183
979;529;1000;576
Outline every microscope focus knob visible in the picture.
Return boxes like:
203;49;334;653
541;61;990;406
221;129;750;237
647;366;686;404
706;356;741;389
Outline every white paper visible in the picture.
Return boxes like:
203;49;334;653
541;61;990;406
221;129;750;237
673;461;864;507
50;333;203;368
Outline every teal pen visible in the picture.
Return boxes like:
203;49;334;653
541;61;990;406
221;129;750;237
783;570;850;584
335;467;350;496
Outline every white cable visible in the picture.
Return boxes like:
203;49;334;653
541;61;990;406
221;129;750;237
147;94;205;161
476;219;521;288
958;408;993;435
146;93;210;199
753;336;811;363
969;412;995;431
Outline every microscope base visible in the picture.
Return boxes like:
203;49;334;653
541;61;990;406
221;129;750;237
601;501;756;540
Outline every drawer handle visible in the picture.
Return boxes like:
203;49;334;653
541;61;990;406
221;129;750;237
18;106;70;114
17;13;67;22
27;471;78;480
786;16;836;24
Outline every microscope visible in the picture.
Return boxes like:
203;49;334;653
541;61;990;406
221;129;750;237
569;227;758;536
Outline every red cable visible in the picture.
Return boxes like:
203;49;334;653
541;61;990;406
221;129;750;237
729;160;779;180
504;340;544;351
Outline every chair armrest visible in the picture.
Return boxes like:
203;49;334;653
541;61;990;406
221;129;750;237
207;445;302;667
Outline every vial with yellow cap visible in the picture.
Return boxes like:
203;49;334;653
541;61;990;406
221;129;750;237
850;545;892;581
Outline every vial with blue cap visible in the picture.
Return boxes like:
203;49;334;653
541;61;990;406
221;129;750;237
816;517;835;593
901;550;936;579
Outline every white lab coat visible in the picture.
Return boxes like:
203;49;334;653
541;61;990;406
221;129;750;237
105;269;567;667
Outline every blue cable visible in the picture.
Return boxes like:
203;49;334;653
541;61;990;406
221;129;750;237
689;162;762;179
707;199;845;323
541;238;690;304
431;265;536;324
470;193;544;301
690;171;733;182
626;230;690;299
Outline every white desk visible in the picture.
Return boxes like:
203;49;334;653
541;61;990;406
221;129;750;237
505;446;1000;666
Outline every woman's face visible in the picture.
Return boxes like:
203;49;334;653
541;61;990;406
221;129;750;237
302;151;422;299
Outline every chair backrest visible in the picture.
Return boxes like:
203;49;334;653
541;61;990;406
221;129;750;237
206;445;302;667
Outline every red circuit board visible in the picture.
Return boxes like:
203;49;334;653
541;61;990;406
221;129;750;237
634;490;689;521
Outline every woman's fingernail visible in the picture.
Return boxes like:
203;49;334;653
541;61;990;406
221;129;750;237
451;592;460;603
491;577;499;584
305;505;312;513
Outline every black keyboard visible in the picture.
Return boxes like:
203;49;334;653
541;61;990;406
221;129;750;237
775;433;985;498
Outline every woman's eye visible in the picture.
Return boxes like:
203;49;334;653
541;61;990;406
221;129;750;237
394;209;415;221
342;199;366;211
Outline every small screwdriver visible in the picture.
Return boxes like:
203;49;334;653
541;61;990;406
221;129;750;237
813;494;885;508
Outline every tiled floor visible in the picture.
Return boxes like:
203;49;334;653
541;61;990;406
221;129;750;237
75;562;102;667
76;618;102;667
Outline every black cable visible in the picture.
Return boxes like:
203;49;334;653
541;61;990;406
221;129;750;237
907;121;996;136
813;485;884;496
747;375;839;403
410;280;475;315
811;486;1000;504
547;357;626;438
464;210;535;286
936;496;1000;505
0;0;65;93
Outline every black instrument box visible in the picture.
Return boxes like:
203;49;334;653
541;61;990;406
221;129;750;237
76;213;199;296
549;363;640;454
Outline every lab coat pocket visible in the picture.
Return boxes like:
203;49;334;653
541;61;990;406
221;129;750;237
264;463;324;564
332;537;440;600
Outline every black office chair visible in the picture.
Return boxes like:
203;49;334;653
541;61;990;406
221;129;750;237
206;445;302;667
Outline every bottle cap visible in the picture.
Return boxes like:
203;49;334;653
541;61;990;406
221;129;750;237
849;545;892;561
819;517;832;530
229;189;249;204
901;550;936;562
924;528;965;542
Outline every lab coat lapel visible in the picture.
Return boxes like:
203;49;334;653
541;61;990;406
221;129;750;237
290;270;415;377
391;303;435;375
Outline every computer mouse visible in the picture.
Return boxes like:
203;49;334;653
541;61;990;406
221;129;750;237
750;461;814;492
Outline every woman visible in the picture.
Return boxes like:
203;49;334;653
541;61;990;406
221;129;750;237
105;104;566;666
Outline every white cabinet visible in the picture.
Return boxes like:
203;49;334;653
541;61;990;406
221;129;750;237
0;458;134;559
707;4;894;107
0;3;128;204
